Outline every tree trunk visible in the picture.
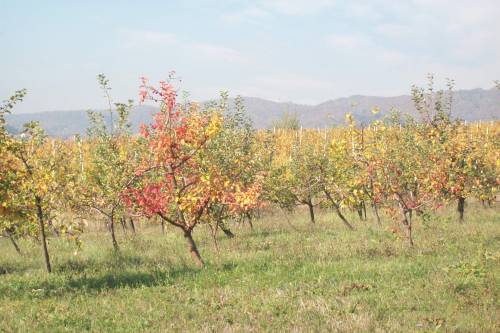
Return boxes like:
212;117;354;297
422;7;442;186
129;218;136;235
324;190;354;230
161;219;166;235
372;203;381;225
457;197;465;222
357;205;364;221
219;222;235;238
401;211;414;246
333;203;355;230
184;230;204;267
48;219;61;237
4;232;22;255
35;196;51;273
120;217;127;234
109;216;119;251
362;201;367;220
307;200;315;223
246;212;254;230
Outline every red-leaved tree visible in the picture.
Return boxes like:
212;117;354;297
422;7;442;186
123;76;260;266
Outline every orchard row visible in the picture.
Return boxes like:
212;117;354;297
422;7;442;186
0;75;498;272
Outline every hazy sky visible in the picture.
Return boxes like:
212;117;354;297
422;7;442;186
1;0;499;113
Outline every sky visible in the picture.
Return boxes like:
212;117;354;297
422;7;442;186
1;0;499;113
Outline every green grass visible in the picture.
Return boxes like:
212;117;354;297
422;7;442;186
1;204;499;332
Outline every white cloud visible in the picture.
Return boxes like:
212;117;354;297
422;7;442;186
221;0;336;25
237;75;336;104
325;33;370;50
379;50;407;65
375;23;412;39
221;7;271;24
120;28;248;64
123;29;177;46
342;2;383;20
192;43;248;63
329;0;500;68
253;0;336;16
324;32;410;67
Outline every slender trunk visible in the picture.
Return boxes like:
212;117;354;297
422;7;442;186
307;200;316;223
184;230;204;267
120;217;127;234
333;203;355;230
324;190;354;230
109;216;119;251
208;224;220;253
35;196;51;273
362;201;367;220
219;222;235;238
457;197;465;222
5;232;22;255
401;211;413;246
49;220;61;238
161;219;166;235
215;207;234;238
372;203;381;225
246;212;254;230
357;205;364;221
129;218;136;234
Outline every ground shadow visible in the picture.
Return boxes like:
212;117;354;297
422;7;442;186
66;266;199;291
0;265;202;300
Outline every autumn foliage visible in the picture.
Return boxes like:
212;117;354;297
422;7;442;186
123;77;262;266
0;74;498;271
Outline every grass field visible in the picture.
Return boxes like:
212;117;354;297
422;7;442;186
0;204;499;332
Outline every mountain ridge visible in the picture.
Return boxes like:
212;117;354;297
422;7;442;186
5;88;499;137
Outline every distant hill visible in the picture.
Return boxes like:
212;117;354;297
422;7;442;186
5;105;158;138
242;88;500;128
5;88;500;137
5;124;19;135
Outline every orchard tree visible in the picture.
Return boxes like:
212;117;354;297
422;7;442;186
368;106;445;246
272;111;300;131
125;78;263;265
202;94;264;236
11;122;78;272
354;120;384;224
467;127;499;208
77;74;136;250
265;129;324;223
263;129;300;213
265;115;321;222
363;76;456;244
124;77;228;266
319;121;360;230
341;118;374;222
408;75;495;222
0;90;27;254
430;123;482;222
